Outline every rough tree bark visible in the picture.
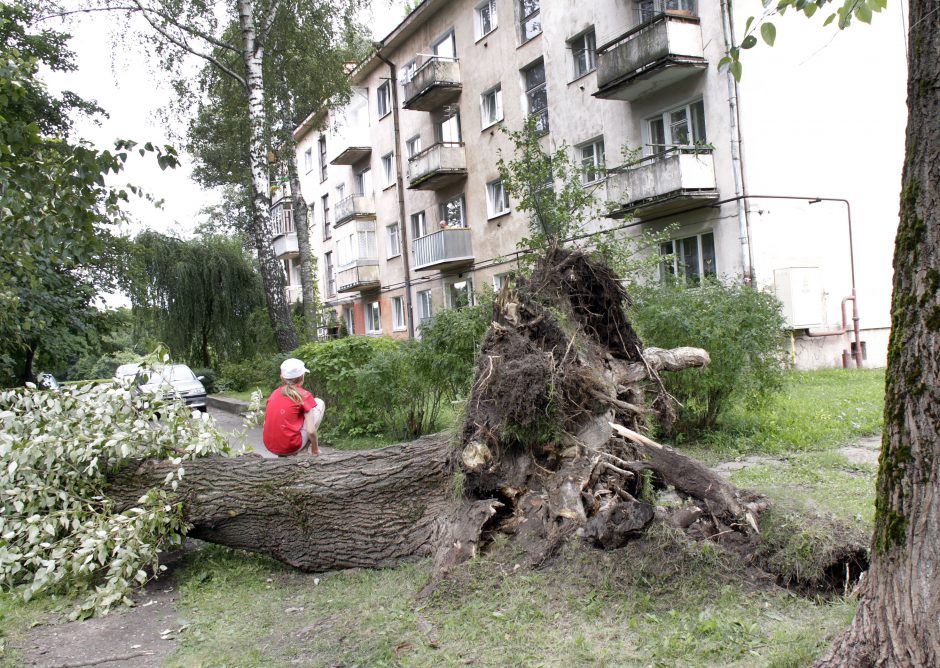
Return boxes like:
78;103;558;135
815;2;940;665
286;151;320;340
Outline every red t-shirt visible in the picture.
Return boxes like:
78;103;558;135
262;386;317;455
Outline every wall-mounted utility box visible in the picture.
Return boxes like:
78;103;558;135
774;267;824;329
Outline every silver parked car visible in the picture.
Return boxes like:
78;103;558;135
133;364;208;412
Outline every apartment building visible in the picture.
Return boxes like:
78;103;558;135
286;0;906;367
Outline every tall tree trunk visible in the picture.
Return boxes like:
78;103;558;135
286;145;320;340
816;2;940;665
238;0;298;353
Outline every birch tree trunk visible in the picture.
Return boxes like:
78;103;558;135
237;0;298;353
816;1;940;664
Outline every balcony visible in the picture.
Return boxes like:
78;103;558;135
331;144;371;166
407;142;467;190
403;57;462;112
273;232;298;258
285;285;303;303
330;126;371;165
413;227;474;272
595;12;707;102
606;147;718;218
334;194;376;227
337;262;380;293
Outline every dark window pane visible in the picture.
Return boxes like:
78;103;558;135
701;232;716;277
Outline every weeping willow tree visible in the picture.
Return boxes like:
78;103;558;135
127;231;269;366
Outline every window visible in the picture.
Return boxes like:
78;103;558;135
523;60;548;135
411;210;428;239
432;30;456;60
336;183;346;201
406;135;422;158
324;251;335;297
660;232;716;284
439;195;466;228
493;272;515;290
355;167;373;195
392;296;406;330
318;136;328;182
386;223;401;257
447;279;475;308
639;0;697;24
303;147;313;173
366;301;381;333
486;179;510;218
418;289;433;324
647;99;706;154
344;307;356;335
570;29;596;79
519;0;541;42
578;138;605;184
401;59;417;85
475;0;498;39
321;194;331;240
436;112;461;143
381;152;395;187
480;85;503;128
377;81;391;117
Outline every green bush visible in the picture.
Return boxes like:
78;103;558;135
630;279;790;436
217;354;285;393
417;296;492;399
293;336;398;437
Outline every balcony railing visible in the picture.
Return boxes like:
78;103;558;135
594;12;706;102
337;262;380;293
407;142;467;190
334;194;376;227
412;227;474;272
606;146;718;217
273;232;298;258
403;57;462;112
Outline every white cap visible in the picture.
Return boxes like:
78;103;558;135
280;358;309;380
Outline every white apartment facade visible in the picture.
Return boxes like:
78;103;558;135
286;0;906;367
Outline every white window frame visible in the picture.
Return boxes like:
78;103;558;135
439;194;466;229
480;85;503;129
392;296;406;331
381;152;395;187
446;278;475;309
492;272;514;291
577;138;605;185
366;300;382;334
475;0;498;40
660;231;716;283
303;147;313;173
405;135;422;159
386;222;401;258
570;29;597;79
418;289;433;324
377;81;391;118
411;210;428;239
523;60;548;135
318;135;328;182
519;0;541;42
432;29;457;60
645;99;707;155
486;179;510;218
401;59;417;85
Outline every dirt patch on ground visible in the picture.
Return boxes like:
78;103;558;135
16;578;183;668
839;435;881;466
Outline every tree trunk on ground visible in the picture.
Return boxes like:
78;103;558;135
238;0;298;354
815;2;940;665
109;249;860;590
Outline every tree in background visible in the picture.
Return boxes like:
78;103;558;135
126;231;269;367
49;0;367;352
186;13;368;340
0;4;177;386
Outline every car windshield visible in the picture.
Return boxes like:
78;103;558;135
141;365;197;385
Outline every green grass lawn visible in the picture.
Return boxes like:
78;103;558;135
1;368;884;667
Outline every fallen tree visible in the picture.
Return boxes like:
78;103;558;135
106;249;865;589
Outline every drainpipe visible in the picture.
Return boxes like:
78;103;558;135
719;0;754;283
374;46;416;338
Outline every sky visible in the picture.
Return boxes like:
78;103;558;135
44;1;410;240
